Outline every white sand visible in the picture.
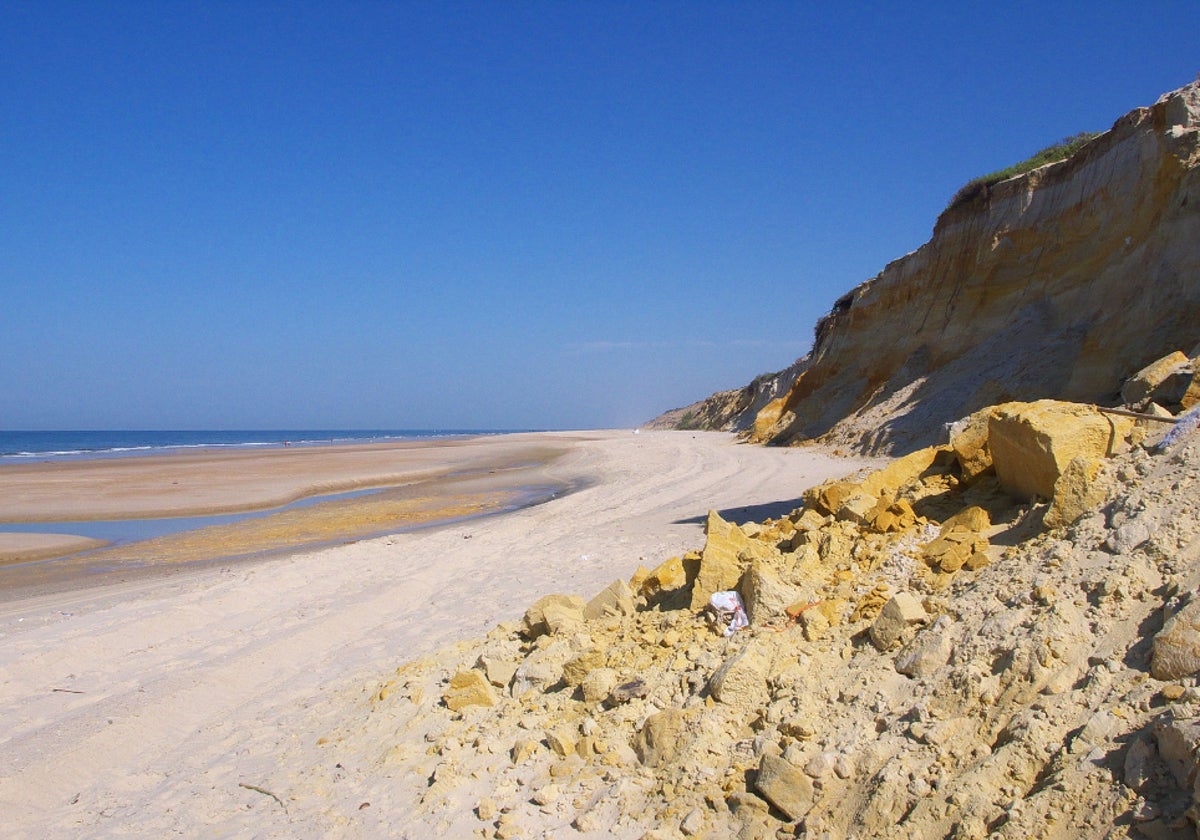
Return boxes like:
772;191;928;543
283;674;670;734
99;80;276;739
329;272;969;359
0;430;878;837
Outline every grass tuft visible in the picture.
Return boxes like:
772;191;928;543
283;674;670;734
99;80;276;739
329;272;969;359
946;131;1100;211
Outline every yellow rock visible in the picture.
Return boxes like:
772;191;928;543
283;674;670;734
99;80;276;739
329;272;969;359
940;505;991;534
640;555;689;598
689;510;775;611
1121;350;1190;405
1045;455;1105;528
802;480;860;517
987;400;1134;502
792;508;827;531
871;499;917;533
923;528;989;574
562;648;606;687
858;446;952;499
443;670;497;711
521;593;587;638
628;565;651;592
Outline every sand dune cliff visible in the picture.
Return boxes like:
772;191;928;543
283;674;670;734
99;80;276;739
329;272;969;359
654;80;1200;456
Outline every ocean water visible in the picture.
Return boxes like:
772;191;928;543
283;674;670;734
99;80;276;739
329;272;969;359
0;429;512;462
0;428;540;558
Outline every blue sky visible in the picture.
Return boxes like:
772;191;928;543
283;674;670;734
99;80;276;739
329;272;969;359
3;2;1197;430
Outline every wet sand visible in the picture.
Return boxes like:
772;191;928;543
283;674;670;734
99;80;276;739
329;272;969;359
0;433;574;595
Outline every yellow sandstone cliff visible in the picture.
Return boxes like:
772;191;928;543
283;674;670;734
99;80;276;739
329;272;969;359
658;80;1200;455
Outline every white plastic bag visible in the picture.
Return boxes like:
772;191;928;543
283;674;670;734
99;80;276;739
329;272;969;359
709;590;749;636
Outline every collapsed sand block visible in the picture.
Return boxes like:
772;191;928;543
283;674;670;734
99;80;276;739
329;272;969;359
987;400;1134;502
689;510;775;611
858;445;953;499
803;446;953;521
869;592;928;651
1152;598;1200;680
443;669;497;711
755;753;815;821
521;594;586;639
741;559;802;624
584;579;635;620
1121;350;1191;406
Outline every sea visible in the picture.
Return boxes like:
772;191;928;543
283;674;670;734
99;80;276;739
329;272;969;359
0;429;511;462
0;429;533;550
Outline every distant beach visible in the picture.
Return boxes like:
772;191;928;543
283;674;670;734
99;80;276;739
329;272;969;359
0;431;570;597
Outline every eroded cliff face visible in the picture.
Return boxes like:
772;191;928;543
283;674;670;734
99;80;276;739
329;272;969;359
677;80;1200;454
645;358;807;433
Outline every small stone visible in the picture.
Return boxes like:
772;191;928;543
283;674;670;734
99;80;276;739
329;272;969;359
1152;599;1200;680
1106;521;1151;554
1162;684;1186;701
562;648;605;687
532;783;560;806
680;808;705;836
573;808;606;833
546;727;576;757
476;797;497;821
581;667;619;704
634;708;690;767
869;592;928;651
495;813;521;839
804;752;836;778
755;753;815;821
511;738;540;764
607;678;649;705
584;579;636;620
894;618;954;678
481;656;518;689
443;670;498;711
834;754;855;779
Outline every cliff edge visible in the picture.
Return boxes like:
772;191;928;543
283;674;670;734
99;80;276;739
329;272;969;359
654;80;1200;455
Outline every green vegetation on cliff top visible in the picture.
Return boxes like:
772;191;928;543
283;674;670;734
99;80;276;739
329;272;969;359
947;131;1100;210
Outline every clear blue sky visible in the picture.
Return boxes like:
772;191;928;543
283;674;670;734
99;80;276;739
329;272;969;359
3;2;1197;430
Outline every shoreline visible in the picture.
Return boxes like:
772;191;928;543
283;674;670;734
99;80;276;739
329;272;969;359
0;431;573;523
0;433;588;597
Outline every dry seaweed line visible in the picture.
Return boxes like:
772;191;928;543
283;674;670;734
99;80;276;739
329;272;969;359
238;782;286;811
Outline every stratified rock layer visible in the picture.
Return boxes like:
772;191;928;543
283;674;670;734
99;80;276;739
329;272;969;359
656;80;1200;456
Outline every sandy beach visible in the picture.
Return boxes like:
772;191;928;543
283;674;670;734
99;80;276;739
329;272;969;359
0;430;877;837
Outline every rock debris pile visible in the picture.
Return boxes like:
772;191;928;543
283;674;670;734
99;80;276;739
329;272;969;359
317;355;1200;839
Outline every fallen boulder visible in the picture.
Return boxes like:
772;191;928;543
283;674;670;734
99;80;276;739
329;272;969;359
1152;598;1200;680
443;669;497;711
521;594;586;639
1122;350;1191;406
689;510;775;611
869;592;928;651
987;400;1133;502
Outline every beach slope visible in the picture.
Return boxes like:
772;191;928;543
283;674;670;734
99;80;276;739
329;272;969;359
0;430;875;837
